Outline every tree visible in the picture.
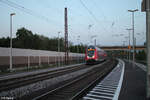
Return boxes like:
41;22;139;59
0;27;86;53
136;50;146;61
0;37;10;47
16;27;34;48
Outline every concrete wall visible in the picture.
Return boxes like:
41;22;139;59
0;47;84;57
0;47;85;69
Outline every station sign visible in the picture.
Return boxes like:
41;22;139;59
128;45;131;49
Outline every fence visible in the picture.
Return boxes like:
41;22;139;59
0;47;85;71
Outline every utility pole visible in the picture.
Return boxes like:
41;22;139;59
128;9;138;63
123;41;126;59
126;28;132;61
147;0;150;97
94;39;96;46
146;0;150;98
91;35;97;46
77;36;80;63
142;0;150;98
64;8;69;65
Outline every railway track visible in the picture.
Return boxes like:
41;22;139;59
0;64;91;92
32;59;117;100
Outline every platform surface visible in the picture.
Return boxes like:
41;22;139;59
83;59;124;100
119;60;147;100
83;59;148;100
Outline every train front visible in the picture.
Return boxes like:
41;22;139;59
85;45;97;64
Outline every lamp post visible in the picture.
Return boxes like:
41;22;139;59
77;36;80;63
125;36;129;59
123;41;126;59
10;13;15;71
126;28;132;61
58;31;61;67
123;41;126;46
91;35;97;46
128;9;138;63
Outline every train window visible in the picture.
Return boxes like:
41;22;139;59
87;46;95;57
87;50;95;57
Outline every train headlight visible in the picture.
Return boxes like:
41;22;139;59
92;55;95;58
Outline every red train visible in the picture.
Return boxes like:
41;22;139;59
85;45;107;64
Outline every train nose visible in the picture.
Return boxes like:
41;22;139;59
92;55;95;58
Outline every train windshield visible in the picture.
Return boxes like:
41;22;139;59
87;46;95;57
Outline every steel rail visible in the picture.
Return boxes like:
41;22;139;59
0;64;91;92
32;59;117;100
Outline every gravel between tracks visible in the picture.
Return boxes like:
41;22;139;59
0;62;107;99
0;63;84;80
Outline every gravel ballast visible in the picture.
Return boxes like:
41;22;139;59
0;63;106;99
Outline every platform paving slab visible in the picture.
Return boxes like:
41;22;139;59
119;60;147;100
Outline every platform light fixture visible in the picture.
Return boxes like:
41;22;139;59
10;13;16;71
128;9;138;63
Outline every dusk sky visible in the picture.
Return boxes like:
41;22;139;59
0;0;146;46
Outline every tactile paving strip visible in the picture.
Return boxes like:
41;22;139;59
83;59;125;100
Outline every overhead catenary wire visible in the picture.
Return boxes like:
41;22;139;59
79;0;99;23
91;0;107;21
0;0;53;24
79;0;109;34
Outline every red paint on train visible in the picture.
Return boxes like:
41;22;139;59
85;45;107;64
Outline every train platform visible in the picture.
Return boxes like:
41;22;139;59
119;60;147;100
83;59;147;100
